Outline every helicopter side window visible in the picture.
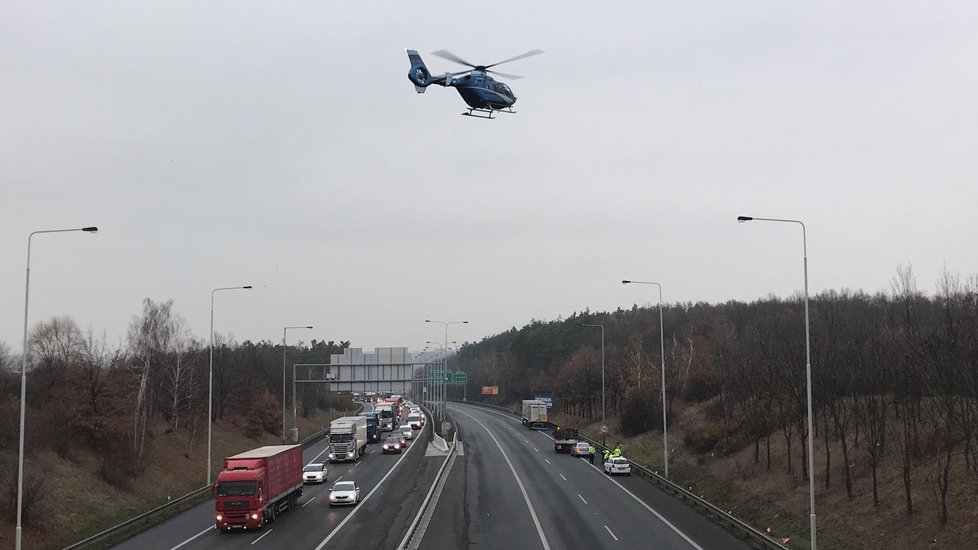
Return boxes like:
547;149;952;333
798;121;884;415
495;82;512;95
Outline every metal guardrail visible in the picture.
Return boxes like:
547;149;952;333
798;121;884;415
453;400;787;550
397;406;457;550
63;404;363;550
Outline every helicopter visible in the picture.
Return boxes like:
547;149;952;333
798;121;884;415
406;48;544;119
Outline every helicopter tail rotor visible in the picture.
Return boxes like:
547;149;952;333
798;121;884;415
407;49;452;92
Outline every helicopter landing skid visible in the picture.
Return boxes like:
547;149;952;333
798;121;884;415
461;106;516;119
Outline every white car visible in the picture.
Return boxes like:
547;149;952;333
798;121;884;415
302;463;328;484
399;425;414;440
328;480;360;506
604;457;631;476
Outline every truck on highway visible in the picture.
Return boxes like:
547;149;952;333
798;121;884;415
359;411;382;443
328;416;368;462
553;425;579;453
214;445;303;531
521;399;548;429
375;403;396;431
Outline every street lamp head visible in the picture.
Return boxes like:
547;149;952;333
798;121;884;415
621;280;631;284
305;326;313;329
462;321;469;324
425;319;432;323
737;216;753;222
243;285;253;289
82;226;98;232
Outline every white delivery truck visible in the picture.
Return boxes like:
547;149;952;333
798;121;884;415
521;399;549;429
375;403;396;431
328;416;368;463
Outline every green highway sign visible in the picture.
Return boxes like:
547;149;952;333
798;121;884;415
453;372;467;384
430;370;452;381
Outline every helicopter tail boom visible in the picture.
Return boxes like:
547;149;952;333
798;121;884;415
406;49;448;93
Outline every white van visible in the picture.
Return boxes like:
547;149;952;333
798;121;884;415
408;412;423;430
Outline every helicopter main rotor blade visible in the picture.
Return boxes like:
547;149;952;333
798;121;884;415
487;69;524;80
431;50;477;69
485;49;544;69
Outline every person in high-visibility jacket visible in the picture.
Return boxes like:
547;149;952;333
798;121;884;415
588;444;597;464
612;445;622;458
602;448;610;462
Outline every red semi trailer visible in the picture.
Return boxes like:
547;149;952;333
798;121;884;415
214;445;303;531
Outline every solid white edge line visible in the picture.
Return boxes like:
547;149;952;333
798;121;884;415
454;403;704;550
250;528;273;545
451;406;551;550
604;524;619;541
169;525;213;550
302;496;317;508
312;416;428;550
581;460;704;550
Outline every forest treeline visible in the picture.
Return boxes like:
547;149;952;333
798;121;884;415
0;298;349;524
454;266;978;526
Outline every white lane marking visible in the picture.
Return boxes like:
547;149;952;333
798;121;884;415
581;461;704;550
534;448;539;453
452;407;551;550
313;417;428;550
578;494;588;505
170;525;213;550
604;525;619;541
353;462;360;469
302;496;316;508
454;403;703;550
251;528;273;545
545;459;551;465
335;476;343;481
524;439;530;443
559;474;567;481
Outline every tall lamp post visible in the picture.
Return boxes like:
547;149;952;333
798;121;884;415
17;226;98;550
737;215;816;550
427;340;456;402
425;319;467;420
283;325;313;443
621;280;669;479
208;285;252;484
577;323;605;442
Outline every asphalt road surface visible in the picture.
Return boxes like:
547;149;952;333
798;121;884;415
111;407;440;550
429;402;751;550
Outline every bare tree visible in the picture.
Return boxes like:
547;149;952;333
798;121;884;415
127;298;176;469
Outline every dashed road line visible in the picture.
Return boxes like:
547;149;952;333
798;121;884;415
559;473;567;481
251;528;273;545
604;525;619;541
302;496;316;508
170;525;212;550
545;459;551;465
578;494;588;504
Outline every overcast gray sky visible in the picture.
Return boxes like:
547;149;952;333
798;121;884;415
3;1;977;353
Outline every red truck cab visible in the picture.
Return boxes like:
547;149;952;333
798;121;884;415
214;445;303;531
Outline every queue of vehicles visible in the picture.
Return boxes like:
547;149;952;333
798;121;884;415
214;398;426;530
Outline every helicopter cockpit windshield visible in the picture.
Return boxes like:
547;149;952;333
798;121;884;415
494;82;512;96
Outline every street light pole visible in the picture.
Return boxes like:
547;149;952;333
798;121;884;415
737;215;816;550
208;285;251;484
425;320;467;420
16;226;98;550
283;325;313;443
621;280;669;479
578;323;605;444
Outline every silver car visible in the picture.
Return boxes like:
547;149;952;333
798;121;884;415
328;480;360;506
399;425;414;440
303;463;328;484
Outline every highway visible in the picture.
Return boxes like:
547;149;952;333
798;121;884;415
112;405;442;550
424;402;750;550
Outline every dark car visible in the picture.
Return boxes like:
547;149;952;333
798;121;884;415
382;436;403;454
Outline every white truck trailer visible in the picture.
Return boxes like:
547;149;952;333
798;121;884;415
328;416;368;462
521;399;549;429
